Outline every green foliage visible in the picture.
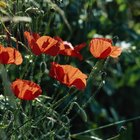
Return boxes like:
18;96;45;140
1;0;140;139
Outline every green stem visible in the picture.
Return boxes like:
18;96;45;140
82;81;104;108
0;35;30;51
30;56;37;80
0;19;11;35
20;55;31;79
62;94;78;115
0;64;16;108
71;115;140;137
71;59;108;120
84;58;110;108
107;134;120;140
53;93;70;109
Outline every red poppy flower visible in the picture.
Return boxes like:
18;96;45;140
54;36;86;60
24;31;60;56
49;62;87;90
89;38;122;59
0;44;23;65
11;79;42;100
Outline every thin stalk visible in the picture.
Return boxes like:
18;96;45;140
0;64;16;108
30;56;37;81
0;35;30;51
82;81;104;108
0;18;11;35
53;93;70;109
71;115;140;137
107;134;120;140
71;59;108;120
83;58;109;108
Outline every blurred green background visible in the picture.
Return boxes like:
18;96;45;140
1;0;140;139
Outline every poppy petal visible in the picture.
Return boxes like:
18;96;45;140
6;47;23;65
24;31;42;55
64;66;87;87
53;36;65;50
0;45;23;65
54;37;85;60
24;31;32;45
49;62;64;82
30;41;42;55
74;42;86;51
36;36;60;56
70;78;87;90
11;79;42;100
0;51;9;64
99;47;111;59
90;38;112;58
24;31;40;45
59;49;84;60
110;46;122;58
32;33;40;41
63;41;74;49
0;44;4;49
95;38;113;44
49;62;87;90
53;36;63;42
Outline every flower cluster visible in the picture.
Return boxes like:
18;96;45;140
0;31;122;100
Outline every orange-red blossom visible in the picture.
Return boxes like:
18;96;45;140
89;38;122;59
11;79;42;100
24;32;86;60
0;44;23;65
54;36;86;60
24;31;60;56
49;62;87;90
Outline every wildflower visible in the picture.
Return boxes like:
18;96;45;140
24;31;60;56
49;62;87;90
54;36;86;60
11;79;42;100
89;38;122;59
0;44;23;65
